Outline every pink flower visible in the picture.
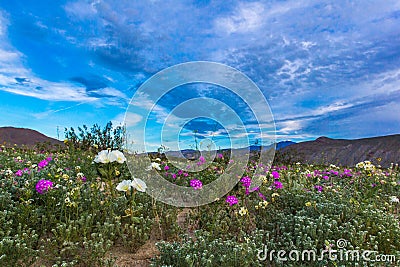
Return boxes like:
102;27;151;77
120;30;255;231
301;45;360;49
226;195;238;206
271;171;280;179
164;165;170;171
323;175;329;180
171;173;177;179
35;179;53;194
314;185;323;192
190;179;203;190
240;176;252;188
38;159;49;169
15;169;23;176
274;181;283;189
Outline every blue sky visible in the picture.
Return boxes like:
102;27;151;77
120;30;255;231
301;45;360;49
0;1;399;150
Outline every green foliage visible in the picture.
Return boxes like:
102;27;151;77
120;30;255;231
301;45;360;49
64;121;126;151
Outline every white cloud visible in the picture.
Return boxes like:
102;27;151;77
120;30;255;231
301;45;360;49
214;2;265;35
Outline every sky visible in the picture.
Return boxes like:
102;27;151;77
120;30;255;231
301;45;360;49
0;1;399;151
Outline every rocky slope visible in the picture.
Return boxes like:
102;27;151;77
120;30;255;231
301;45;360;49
0;127;63;147
280;135;400;167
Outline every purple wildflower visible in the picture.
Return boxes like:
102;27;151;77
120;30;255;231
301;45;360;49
240;176;252;188
314;185;323;192
15;169;23;176
226;195;238;206
35;179;53;194
274;181;283;189
258;192;266;200
38;159;49;169
164;165;170;171
323;175;329;180
271;171;280;179
171;173;177;179
190;179;203;190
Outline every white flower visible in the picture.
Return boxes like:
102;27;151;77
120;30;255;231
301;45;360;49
389;196;399;203
131;178;147;192
94;150;110;163
116;180;132;192
150;162;161;170
238;207;248;216
109;150;127;163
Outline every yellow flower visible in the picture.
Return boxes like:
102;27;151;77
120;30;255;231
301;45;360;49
305;201;312;207
258;201;269;209
115;169;120;176
238;207;248;216
63;139;68;144
62;174;70;180
272;193;280;198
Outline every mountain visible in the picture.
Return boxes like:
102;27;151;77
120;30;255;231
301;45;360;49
279;135;400;167
0;127;63;147
276;141;296;150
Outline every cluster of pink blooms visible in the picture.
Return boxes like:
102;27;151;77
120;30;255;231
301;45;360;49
38;157;52;169
190;179;203;190
15;168;30;176
35;179;53;194
226;195;238;206
197;156;206;166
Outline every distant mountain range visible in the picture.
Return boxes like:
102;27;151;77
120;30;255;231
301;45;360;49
1;127;399;167
0;127;62;147
279;135;400;167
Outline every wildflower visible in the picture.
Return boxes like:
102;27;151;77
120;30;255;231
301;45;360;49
108;150;126;163
305;201;312;207
271;171;280;179
150;162;161;170
238;207;248;216
240;176;252;188
314;185;323;192
15;169;23;176
389;196;399;203
62;174;70;180
94;150;110;164
272;193;279;198
171;173;177;179
323;175;329;180
226;195;238;206
38;159;49;169
164;165;170;171
190;179;203;190
258;200;269;209
131;178;147;192
35;179;53;194
75;166;81;171
197;156;206;166
116;180;132;192
115;169;120;176
273;181;283;189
